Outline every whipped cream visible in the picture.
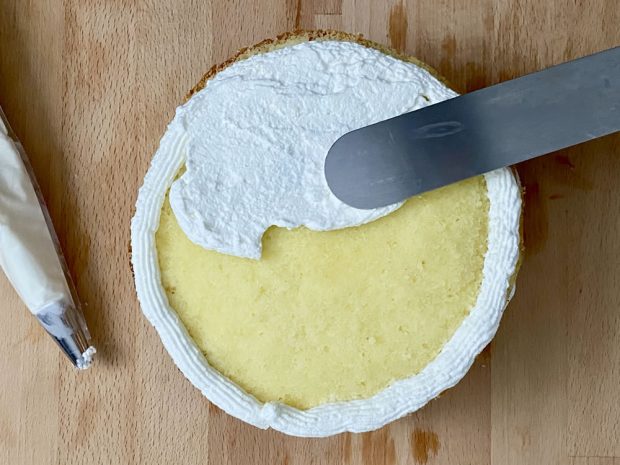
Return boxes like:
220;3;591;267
131;37;522;436
0;115;70;313
169;40;458;259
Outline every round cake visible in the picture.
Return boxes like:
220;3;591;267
131;30;522;436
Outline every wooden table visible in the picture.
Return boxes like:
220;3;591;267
1;1;619;464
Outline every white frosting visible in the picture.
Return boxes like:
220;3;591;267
169;41;457;259
131;39;522;436
77;346;97;370
0;114;71;314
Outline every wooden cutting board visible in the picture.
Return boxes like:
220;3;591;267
0;1;619;464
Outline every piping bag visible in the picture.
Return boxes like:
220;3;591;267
0;107;95;369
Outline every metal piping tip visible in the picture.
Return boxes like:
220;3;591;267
35;300;96;370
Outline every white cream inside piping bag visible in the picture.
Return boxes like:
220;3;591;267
0;117;70;313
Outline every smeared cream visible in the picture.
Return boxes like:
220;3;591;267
169;40;457;259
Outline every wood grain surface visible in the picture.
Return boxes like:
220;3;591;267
0;1;619;464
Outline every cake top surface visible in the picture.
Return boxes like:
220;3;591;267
158;176;489;409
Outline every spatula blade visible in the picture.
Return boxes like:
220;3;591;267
325;46;620;209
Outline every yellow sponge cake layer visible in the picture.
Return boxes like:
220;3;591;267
156;176;489;409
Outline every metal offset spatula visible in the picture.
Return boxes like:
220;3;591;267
325;46;620;209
